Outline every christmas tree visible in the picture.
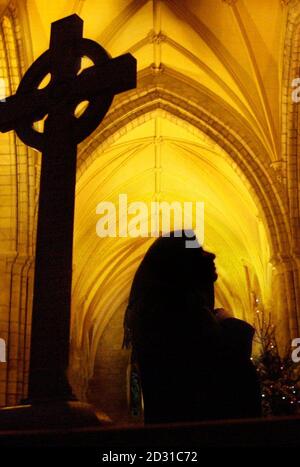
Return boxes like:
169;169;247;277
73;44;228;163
253;309;300;416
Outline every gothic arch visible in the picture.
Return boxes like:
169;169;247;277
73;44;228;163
0;1;36;406
69;67;293;400
77;67;290;260
277;0;300;343
282;0;300;255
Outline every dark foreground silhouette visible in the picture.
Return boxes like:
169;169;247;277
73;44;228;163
124;231;262;424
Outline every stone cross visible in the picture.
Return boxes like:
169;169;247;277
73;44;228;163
0;15;136;402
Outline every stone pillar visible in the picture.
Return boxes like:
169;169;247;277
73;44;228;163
271;255;300;350
0;253;33;406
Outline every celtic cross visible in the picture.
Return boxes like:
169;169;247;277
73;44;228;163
0;15;136;401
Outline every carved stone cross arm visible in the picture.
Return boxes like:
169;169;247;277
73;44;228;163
0;53;136;135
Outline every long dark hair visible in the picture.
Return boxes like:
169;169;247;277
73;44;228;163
123;230;218;348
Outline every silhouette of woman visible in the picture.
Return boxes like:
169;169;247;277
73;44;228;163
123;231;262;424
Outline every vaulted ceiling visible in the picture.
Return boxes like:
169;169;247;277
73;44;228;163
26;0;286;159
22;0;288;364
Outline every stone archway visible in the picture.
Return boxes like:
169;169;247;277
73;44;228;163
78;68;290;256
69;67;295;419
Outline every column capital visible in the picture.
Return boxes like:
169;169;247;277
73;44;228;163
270;253;300;272
222;0;238;5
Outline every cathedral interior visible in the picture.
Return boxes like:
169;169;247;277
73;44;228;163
0;0;300;439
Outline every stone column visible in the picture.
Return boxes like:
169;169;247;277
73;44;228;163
271;255;300;350
0;253;33;406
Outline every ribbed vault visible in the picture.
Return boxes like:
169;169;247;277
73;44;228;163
71;105;273;386
22;0;295;408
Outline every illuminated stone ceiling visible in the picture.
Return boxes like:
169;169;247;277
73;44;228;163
22;0;289;369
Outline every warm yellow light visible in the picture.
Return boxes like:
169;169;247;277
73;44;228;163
72;112;270;366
